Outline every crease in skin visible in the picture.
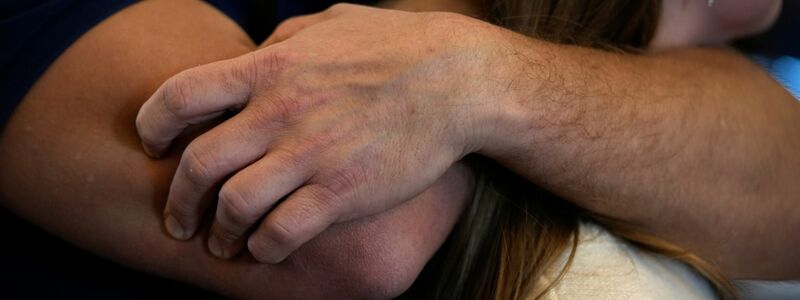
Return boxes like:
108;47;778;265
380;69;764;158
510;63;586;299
7;0;789;297
0;0;471;298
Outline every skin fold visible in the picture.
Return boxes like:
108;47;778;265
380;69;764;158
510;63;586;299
0;0;472;298
0;1;794;299
136;0;798;280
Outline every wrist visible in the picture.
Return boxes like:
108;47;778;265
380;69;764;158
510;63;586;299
461;23;550;159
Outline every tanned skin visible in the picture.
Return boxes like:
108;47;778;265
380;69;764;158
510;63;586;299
0;1;471;298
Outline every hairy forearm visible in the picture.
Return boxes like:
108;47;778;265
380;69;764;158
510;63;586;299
478;32;800;279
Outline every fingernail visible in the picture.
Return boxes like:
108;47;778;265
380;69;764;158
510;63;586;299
208;235;227;259
164;214;188;240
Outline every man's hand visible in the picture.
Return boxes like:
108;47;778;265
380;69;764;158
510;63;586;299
136;4;495;263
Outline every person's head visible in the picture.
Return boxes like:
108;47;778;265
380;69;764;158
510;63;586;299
401;1;739;299
652;0;781;49
482;0;660;50
478;0;782;50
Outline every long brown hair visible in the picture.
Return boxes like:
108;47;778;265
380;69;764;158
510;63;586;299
402;1;737;299
484;0;659;49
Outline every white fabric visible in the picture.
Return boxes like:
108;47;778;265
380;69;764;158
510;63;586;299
536;222;716;300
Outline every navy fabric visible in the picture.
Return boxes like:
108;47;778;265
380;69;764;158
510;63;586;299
738;1;799;57
0;0;365;297
0;0;266;128
0;0;795;297
0;0;136;128
0;208;222;298
0;0;377;129
742;1;800;100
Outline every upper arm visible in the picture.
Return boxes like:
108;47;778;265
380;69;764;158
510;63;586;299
0;0;468;298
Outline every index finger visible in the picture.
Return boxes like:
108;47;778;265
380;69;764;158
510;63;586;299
136;53;256;157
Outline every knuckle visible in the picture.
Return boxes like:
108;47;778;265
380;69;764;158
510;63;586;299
249;94;304;127
275;17;301;33
263;218;296;247
253;49;291;78
162;71;196;119
218;184;258;225
317;166;367;204
264;97;298;123
181;146;216;186
328;3;355;13
270;146;306;170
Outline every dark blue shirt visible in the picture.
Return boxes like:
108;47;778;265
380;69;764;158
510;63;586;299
1;0;136;126
0;2;367;297
0;0;796;298
0;0;375;127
